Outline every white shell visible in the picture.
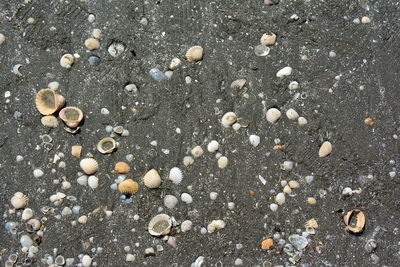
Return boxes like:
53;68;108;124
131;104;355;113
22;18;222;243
81;255;92;267
181;220;193;232
11;192;28;209
249;135;260;147
21;208;33;220
80;158;98;175
298;117;308;125
270;203;278;211
207;140;219;153
33;169;44;178
41;115;59;128
288;81;299;90
169;57;182;70
191;146;204;158
275;193;286;205
183;156;194;166
148;214;172;236
221;112;237;128
185;46;204;62
207;219;226;233
218;156;228;169
60;54;74;68
283;185;292;194
280;161;294;171
319;141;332;157
286;108;299;120
210;192;218;200
88;176;99;189
276;66;293;78
143;169;162;188
232;123;241;131
169;167;183;185
26;218;41;231
266;108;281;123
181;193;193;204
163;195;178;209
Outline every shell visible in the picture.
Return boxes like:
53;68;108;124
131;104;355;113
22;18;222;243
118;179;139;195
183;156;194;166
80;158;98;175
261;238;274;250
288;180;300;189
221;112;237;128
169;57;182;70
181;220;193;232
304;218;318;229
55;256;65;266
84;38;100;50
191;145;204;158
364;117;374;126
319;141;332;157
249;135;260;147
169;167;183;184
307;197;317;205
275;193;285;205
218;156;228;169
230;79;246;89
60;53;75;68
143;169;162;188
11;192;28;209
71;145;82;158
181;193;193;204
21;208;33;220
59;107;83;128
8;254;18;263
114;162;130;174
186;46;204;62
276;66;293;78
298;117;308;125
35;89;65;115
148;214;172;236
266;108;281;123
163;195;178;209
97;137;116;154
260;33;277;46
286;108;299;120
207;140;219;153
88;175;99;189
41;115;59;128
26;218;41;232
343;209;365;233
207;219;226;233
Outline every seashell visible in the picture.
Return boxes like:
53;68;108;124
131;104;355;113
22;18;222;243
59;107;83;128
11;192;28;209
207;219;225;233
84;38;100;50
181;220;193;232
307;197;317;205
286;108;299;120
35;89;65;115
60;53;75;68
276;66;293;78
275;192;285;205
55;255;65;266
280;160;294;171
0;33;5;45
169;57;182;70
113;126;124;134
254;45;270;56
304;218;318;229
81;255;92;267
97;137;116;154
288;234;308;250
183;156;194;166
148;214;172;236
181;193;193;204
114;161;130;174
249;135;260;147
26;218;41;232
191;145;204;158
261;238;274;250
343;209;365;234
283;185;292;195
298;117;307;126
118;179;139;195
221;112;237;128
364;117;374;126
143;169;162;188
230;79;246;89
169;167;183;184
21;208;33;220
71;145;82;158
88;175;99;189
80;158;98;175
319;141;332;157
167;236;177;248
163;195;178;209
266;108;281;123
8;254;18;263
218;156;228;169
108;42;125;57
288;81;299;90
288;180;300;189
41;115;59;128
186;46;204;62
207;140;219;153
260;33;277;46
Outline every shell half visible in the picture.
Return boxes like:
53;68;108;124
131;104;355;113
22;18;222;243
35;89;65;115
80;158;98;175
59;107;83;128
118;179;139;195
97;137;116;154
147;214;172;236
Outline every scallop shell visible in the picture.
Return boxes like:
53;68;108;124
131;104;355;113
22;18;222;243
147;214;172;236
35;89;65;115
143;169;162;188
11;192;28;209
97;137;116;154
41;115;59;128
319;141;332;157
118;179;139;195
80;158;98;175
59;107;83;128
221;112;237;128
261;238;274;250
114;161;130;174
71;145;82;158
186;46;204;62
169;167;183;185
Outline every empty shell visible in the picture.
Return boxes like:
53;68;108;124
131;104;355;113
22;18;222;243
59;107;83;128
118;179;139;195
148;214;172;236
266;108;281;123
114;162;130;174
97;137;116;154
35;89;65;115
80;158;98;175
11;192;28;209
41;115;59;128
186;46;204;62
343;209;365;233
143;169;162;188
319;141;332;157
169;167;183;184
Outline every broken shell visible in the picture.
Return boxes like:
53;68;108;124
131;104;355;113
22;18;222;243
304;218;318;229
343;209;365;234
164;195;178;209
230;79;246;89
41;115;59;128
59;107;83;128
261;238;274;250
143;169;162;188
60;53;75;68
97;137;116;154
35;89;65;115
84;38;100;50
191;145;204;158
260;33;277;46
8;254;18;263
118;179;139;195
319;141;332;157
71;145;82;158
207;219;226;233
11;192;28;209
148;214;172;236
186;46;204;62
169;167;183;185
114;162;130;174
80;158;98;175
266;108;281;123
26;218;41;232
364;117;374;126
221;112;237;128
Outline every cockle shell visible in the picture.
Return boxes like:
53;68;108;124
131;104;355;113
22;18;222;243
266;108;281;123
186;46;204;62
148;214;172;236
319;141;332;157
118;179;139;195
97;137;116;154
261;238;274;250
207;140;219;153
169;167;183;184
41;115;59;128
221;112;237;128
114;161;130;174
80;158;98;175
191;145;204;158
59;107;83;128
35;89;65;115
11;192;28;209
143;169;162;188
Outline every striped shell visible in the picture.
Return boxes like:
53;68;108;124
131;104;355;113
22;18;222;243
114;162;130;174
168;167;183;185
185;46;204;62
80;158;98;175
118;179;139;195
143;169;162;188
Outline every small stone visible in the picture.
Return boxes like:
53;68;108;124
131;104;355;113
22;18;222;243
230;79;246;89
85;38;100;50
81;255;92;267
275;193;285;205
298;117;307;126
329;51;336;58
16;155;24;162
22;208;33;220
61;207;72;216
280;161;294;171
207;140;219;153
361;16;371;24
254;45;270;56
126;254;135;262
20;235;33;248
307;197;317;205
210;192;218;200
101;108;110;115
0;33;5;45
305;175;314;184
232;123;241;131
181;193;193;204
286;109;299;120
164;71;173;79
87;14;95;22
181;220;193;232
149;68;165;81
164;195;178;209
260;33;277;46
169;58;182;70
144;247;155;256
92;29;102;39
276;66;293;78
139;17;148;25
288;234;308;250
249;135;260;147
218;156;228;169
191;146;204;158
88;56;101;65
33;169;44;178
88;176;99;189
266;108;281;123
227;202;235;210
60;54;74;68
288;180;300;189
342;187;353;196
288;81;299;90
353;18;361;24
78;215;88;224
235;258;243;265
183;156;194;166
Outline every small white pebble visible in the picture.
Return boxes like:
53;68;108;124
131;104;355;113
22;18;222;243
329;51;336;58
101;108;110;115
210;192;218;200
227;202;235;210
181;193;193;204
389;171;396;178
16;155;24;162
92;29;102;39
280;161;294;171
126;254;135;262
81;255;92;267
249;135;260;147
207;140;219;153
88;176;99;189
342;187;353;196
87;14;95;22
232;123;241;131
353;18;360;24
0;33;5;45
218;156;228;169
361;16;371;24
191;146;204;158
62;181;71;190
275;193;286;205
269;203;278;211
276;66;293;78
33;169;44;178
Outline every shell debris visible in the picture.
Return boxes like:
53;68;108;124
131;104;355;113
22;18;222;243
221;112;237;128
97;137;116;154
71;145;82;158
148;214;172;236
191;145;204;158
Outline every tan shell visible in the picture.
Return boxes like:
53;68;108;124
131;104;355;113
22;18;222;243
343;209;365;233
11;192;28;209
186;46;204;62
319;141;332;157
364;117;374;126
143;169;162;188
41;115;59;128
118;179;139;194
84;38;100;50
59;107;83;128
114;162;130;174
35;89;65;115
97;137;116;154
71;145;82;158
261;238;274;250
148;214;172;236
304;218;318;229
80;158;98;175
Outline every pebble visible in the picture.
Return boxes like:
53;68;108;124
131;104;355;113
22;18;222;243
22;208;33;220
183;156;194;166
342;187;353;196
249;135;260;147
275;193;285;205
92;29;102;39
185;76;192;84
61;207;72;216
149;68;166;81
87;14;95;22
181;220;193;232
286;109;299;120
276;66;293;78
164;195;178;209
254;45;270;56
81;255;92;267
288;81;299;90
88;176;99;189
33;169;44;178
16;155;24;162
0;33;5;44
181;193;193;204
288;234;308;250
361;16;371;24
77;175;88;186
288;180;300;189
210;192;218;200
329;51;336;58
78;216;88;224
218;156;228;169
235;258;243;265
72;205;81;214
126;154;134;162
298;117;307;126
85;38;100;50
305;175;314;184
20;235;33;248
126;254;135;262
270;203;278;212
164;71;173;79
353;18;361;24
260;33;276;46
232;123;241;131
88;56;101;65
228;202;235;210
281;161;294;171
307;197;317;205
101;108;110;115
266;108;281;123
60;54;74;68
140;17;148;25
144;247;155;256
207;140;219;153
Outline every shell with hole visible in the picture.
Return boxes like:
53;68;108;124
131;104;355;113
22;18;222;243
35;89;65;115
143;169;162;188
11;192;29;209
118;179;139;195
97;137;116;154
59;107;83;128
80;158;98;175
147;214;172;236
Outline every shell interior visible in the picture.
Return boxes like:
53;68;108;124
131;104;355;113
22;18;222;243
39;90;56;109
101;140;114;151
152;220;170;234
64;108;81;120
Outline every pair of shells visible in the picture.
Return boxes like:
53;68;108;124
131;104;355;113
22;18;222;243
118;179;139;195
148;214;172;236
143;169;162;188
11;192;28;209
35;89;65;115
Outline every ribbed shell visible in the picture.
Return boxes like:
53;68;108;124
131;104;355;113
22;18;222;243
59;107;83;128
118;179;139;194
114;162;130;174
148;214;172;236
185;46;204;62
97;137;116;154
80;158;98;175
143;169;162;188
168;167;183;184
35;89;65;115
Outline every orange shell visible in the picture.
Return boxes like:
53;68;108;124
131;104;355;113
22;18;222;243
118;179;139;194
261;238;274;250
114;162;130;174
364;117;374;126
343;209;365;233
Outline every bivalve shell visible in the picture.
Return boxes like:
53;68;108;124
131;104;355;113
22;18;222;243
59;107;83;128
261;238;274;250
35;89;65;115
169;167;183;184
266;108;281;123
164;195;178;209
221;112;237;128
260;33;277;46
118;179;139;195
114;161;130;174
41;115;59;128
143;169;162;188
186;46;204;62
11;192;28;209
97;137;116;154
343;209;365;233
319;141;332;157
148;214;172;236
80;158;98;175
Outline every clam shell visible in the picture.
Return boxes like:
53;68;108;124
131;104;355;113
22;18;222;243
97;137;116;154
118;179;139;194
221;112;237;128
148;214;172;236
80;158;98;175
186;46;204;62
35;89;65;115
261;238;274;250
11;192;28;209
266;108;281;123
343;209;365;233
71;145;82;158
41;115;59;128
114;161;130;174
59;107;83;128
143;169;162;188
319;141;332;157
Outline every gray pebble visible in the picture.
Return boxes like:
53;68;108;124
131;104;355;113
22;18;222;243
88;56;101;65
149;68;165;81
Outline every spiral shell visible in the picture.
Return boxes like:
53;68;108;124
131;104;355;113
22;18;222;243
97;137;116;154
143;169;162;188
11;192;28;209
118;179;139;195
35;89;65;115
59;107;83;128
147;214;172;236
80;158;98;175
